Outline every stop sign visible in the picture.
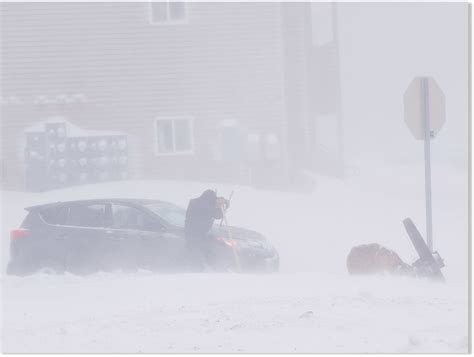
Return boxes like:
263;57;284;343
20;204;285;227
404;77;446;140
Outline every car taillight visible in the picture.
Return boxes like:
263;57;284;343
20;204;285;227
10;229;29;241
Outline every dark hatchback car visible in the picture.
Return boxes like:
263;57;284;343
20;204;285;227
7;199;279;275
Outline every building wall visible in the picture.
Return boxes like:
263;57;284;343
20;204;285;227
1;2;304;190
280;2;313;180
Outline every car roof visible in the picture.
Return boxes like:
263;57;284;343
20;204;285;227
25;198;171;211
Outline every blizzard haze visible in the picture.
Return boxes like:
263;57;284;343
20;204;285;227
337;2;468;169
0;1;470;354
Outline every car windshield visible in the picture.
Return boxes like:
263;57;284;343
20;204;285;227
145;202;186;228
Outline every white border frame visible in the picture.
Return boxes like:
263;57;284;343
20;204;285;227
153;116;195;156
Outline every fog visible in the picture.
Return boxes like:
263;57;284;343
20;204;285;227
0;1;469;353
337;2;468;169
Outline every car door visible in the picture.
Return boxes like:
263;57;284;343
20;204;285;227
140;202;188;268
108;203;184;271
106;203;156;270
59;202;109;273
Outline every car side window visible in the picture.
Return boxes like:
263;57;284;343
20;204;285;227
112;204;160;232
67;204;106;228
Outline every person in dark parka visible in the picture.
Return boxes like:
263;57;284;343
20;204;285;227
184;189;229;271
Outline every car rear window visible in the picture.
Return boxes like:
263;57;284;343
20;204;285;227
21;212;38;228
39;206;69;225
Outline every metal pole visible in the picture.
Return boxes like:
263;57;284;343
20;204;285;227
332;2;345;176
421;77;433;252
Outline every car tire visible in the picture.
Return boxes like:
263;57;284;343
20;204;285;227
6;260;37;276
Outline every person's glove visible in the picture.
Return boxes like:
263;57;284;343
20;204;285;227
216;197;230;210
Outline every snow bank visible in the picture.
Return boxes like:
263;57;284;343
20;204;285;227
1;272;468;353
0;161;468;353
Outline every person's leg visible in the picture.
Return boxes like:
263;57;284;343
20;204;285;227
187;239;205;272
202;238;216;271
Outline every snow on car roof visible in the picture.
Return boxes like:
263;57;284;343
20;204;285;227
25;198;170;211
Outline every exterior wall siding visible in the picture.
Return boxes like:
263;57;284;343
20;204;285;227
0;2;305;190
280;2;313;179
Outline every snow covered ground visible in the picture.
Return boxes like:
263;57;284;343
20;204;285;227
0;161;469;353
2;272;468;353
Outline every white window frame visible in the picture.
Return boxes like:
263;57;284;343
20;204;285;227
148;0;188;26
154;116;194;156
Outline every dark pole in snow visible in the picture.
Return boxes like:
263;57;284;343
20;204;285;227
421;77;433;252
332;2;344;176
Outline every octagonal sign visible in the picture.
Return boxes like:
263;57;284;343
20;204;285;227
404;77;446;140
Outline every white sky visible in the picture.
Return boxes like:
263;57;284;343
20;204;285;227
335;2;469;170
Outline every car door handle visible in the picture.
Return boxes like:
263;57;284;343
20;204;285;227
105;230;124;241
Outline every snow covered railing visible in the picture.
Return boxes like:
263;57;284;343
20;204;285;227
24;117;128;191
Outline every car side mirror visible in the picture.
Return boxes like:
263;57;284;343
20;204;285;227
143;216;166;233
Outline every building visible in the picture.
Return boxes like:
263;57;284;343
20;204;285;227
0;2;343;191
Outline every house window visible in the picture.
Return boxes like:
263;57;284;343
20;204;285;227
155;117;194;155
149;0;187;24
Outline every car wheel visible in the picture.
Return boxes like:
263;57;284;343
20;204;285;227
7;259;41;276
7;261;31;276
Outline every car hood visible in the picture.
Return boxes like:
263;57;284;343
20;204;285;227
211;225;262;240
210;225;273;250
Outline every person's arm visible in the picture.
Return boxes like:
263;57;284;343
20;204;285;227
213;206;224;220
213;197;229;219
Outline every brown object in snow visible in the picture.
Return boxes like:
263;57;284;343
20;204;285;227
347;243;413;276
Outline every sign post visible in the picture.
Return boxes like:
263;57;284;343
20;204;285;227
404;77;445;252
421;78;433;252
